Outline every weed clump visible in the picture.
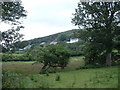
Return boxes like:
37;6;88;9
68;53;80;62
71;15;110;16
55;73;60;81
45;71;49;76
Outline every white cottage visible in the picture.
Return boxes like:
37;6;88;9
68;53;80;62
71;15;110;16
50;41;58;45
66;38;78;43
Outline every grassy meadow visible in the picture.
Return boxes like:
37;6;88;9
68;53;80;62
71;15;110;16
2;56;85;74
2;56;119;88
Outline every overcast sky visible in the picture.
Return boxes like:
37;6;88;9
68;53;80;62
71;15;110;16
1;0;80;40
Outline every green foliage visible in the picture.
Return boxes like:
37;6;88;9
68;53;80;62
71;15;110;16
14;41;29;50
1;53;31;61
1;2;27;24
58;41;85;56
112;51;120;65
31;44;71;73
57;33;69;41
28;29;78;45
1;1;27;52
72;1;120;65
83;42;106;65
45;71;49;76
12;29;85;57
55;73;61;81
2;26;24;52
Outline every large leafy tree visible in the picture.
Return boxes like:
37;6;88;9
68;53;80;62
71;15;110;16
72;1;120;66
0;1;27;52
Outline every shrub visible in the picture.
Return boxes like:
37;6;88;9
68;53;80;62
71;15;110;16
55;73;60;81
31;44;71;73
1;53;30;61
45;71;49;76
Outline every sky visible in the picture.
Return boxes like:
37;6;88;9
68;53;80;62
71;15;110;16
1;0;80;40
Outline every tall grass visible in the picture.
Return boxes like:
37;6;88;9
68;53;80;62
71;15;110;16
2;56;85;74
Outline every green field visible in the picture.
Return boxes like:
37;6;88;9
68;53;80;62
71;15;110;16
2;56;85;74
2;56;119;88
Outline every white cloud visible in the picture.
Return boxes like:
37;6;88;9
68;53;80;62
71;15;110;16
1;0;79;40
20;23;77;40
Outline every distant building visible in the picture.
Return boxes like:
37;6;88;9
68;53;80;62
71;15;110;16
40;42;45;45
66;38;79;43
23;45;32;49
19;48;24;51
50;41;58;45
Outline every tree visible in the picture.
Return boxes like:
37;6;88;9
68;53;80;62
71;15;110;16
72;1;120;66
1;1;27;24
13;40;29;50
1;26;24;52
31;45;71;73
0;1;27;52
57;34;69;41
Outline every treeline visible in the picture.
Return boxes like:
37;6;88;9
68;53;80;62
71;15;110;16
1;40;84;62
1;53;32;61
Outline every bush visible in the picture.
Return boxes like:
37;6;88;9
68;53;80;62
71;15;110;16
1;53;31;61
45;72;49;76
31;44;71;73
55;73;61;81
76;64;104;70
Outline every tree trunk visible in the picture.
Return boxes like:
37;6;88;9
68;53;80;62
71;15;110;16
40;64;50;74
40;64;47;74
106;53;112;66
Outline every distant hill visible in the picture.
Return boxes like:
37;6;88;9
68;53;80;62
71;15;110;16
13;29;85;56
28;29;79;45
14;29;79;49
